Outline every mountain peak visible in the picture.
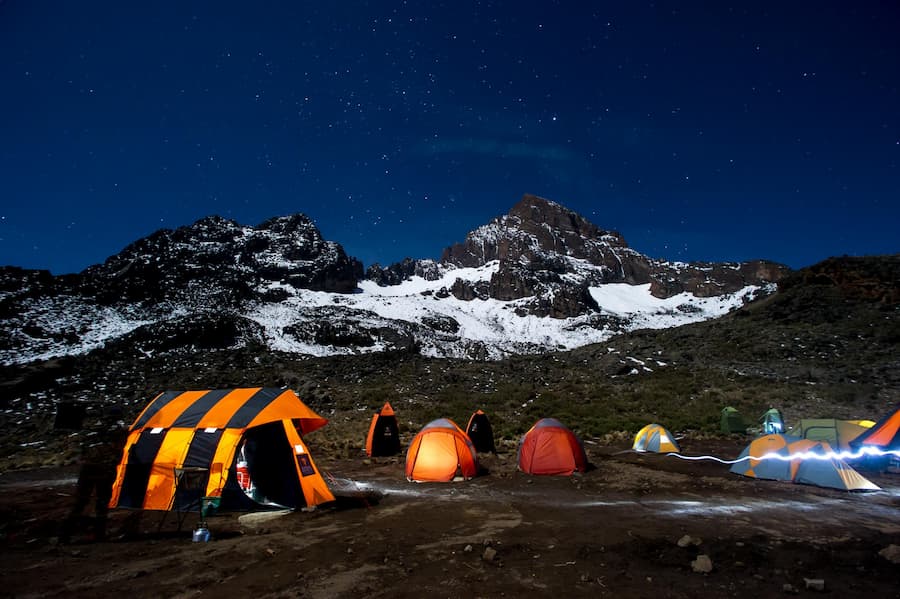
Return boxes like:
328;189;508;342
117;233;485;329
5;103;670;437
441;193;627;269
431;193;790;317
509;193;564;216
508;193;622;245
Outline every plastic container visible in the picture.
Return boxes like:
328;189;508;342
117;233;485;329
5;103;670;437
192;526;210;543
201;496;221;518
236;460;251;490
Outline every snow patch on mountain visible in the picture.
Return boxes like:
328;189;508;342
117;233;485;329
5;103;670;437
590;283;767;329
2;295;154;364
0;257;774;366
241;262;767;360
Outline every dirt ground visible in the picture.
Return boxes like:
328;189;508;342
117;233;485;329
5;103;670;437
1;438;899;599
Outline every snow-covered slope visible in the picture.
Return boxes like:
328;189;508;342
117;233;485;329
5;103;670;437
0;195;786;365
244;261;771;360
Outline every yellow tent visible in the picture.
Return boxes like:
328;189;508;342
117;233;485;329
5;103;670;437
633;423;680;453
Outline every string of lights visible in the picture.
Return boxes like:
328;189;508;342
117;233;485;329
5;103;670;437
665;446;900;465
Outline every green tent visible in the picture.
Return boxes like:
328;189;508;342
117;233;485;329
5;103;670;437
720;407;746;434
790;419;873;451
760;408;785;434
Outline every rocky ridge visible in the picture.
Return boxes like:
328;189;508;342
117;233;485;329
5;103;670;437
1;195;786;365
374;194;788;318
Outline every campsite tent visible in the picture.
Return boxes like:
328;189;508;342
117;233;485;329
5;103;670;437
720;407;746;434
365;402;401;457
633;423;680;453
729;434;879;491
850;404;900;453
791;419;874;452
465;409;496;454
517;418;587;476
760;408;785;434
111;388;335;513
405;418;478;482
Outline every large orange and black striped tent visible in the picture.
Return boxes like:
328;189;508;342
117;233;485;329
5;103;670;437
111;388;334;512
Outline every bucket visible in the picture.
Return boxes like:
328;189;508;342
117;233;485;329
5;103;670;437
201;496;221;518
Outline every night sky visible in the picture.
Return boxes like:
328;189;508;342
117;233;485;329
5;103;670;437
1;2;897;275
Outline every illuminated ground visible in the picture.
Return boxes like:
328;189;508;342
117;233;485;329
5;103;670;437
2;438;898;598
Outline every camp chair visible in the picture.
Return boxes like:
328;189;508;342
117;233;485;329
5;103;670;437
160;466;208;532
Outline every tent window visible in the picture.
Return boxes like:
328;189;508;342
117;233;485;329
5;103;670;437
297;454;315;477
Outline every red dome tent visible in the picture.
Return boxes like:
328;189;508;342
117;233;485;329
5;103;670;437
365;402;401;457
405;419;478;482
517;418;587;475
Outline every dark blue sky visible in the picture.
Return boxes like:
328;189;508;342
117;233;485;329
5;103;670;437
1;1;897;274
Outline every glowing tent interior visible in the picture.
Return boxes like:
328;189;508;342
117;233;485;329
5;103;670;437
405;418;478;482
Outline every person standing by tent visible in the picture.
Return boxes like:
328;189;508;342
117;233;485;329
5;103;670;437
60;406;129;543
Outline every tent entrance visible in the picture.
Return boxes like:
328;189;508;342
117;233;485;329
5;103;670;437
227;422;304;509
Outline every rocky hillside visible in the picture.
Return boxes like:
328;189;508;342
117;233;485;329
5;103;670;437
0;213;362;362
81;213;363;303
0;195;785;365
1;255;897;472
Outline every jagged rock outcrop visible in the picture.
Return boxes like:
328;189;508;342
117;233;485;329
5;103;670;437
442;194;639;277
0;214;363;363
436;194;789;317
366;259;443;286
648;260;789;299
81;214;362;304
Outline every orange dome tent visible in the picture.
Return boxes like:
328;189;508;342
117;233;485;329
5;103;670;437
405;418;478;482
365;402;401;457
517;418;587;475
